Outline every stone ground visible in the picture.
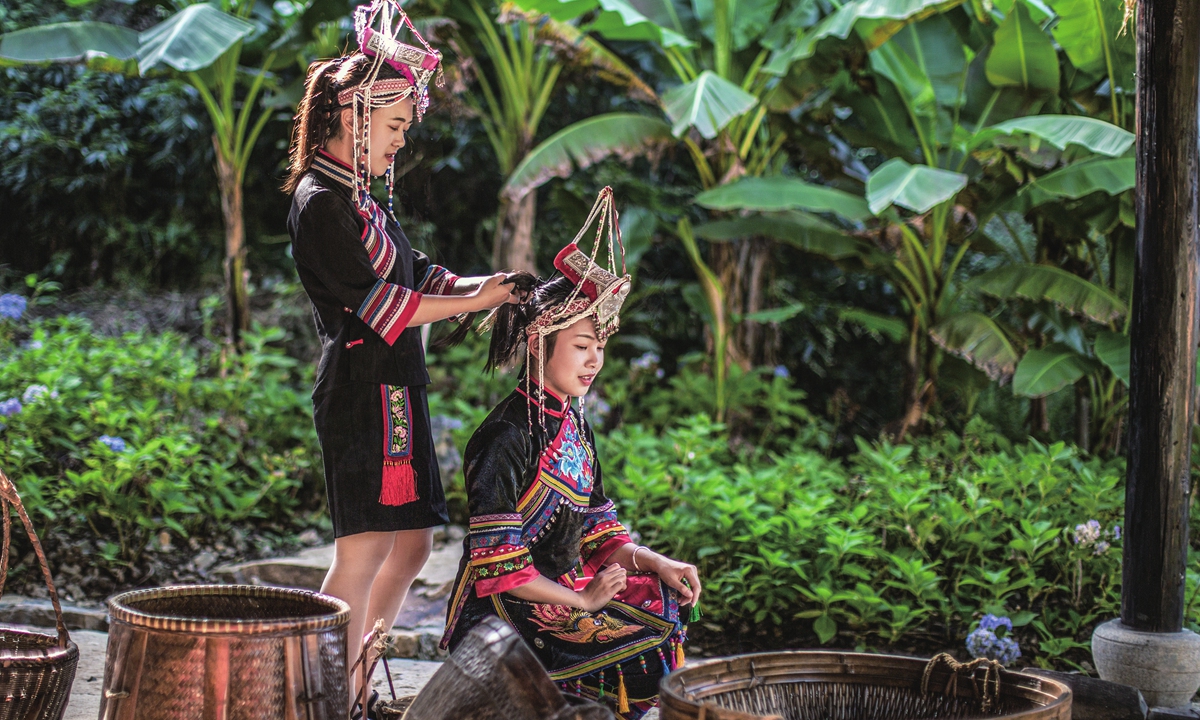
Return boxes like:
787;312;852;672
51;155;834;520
8;530;659;718
49;627;657;719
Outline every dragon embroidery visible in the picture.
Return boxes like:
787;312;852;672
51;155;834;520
530;604;642;644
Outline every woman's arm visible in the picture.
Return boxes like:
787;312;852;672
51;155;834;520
607;543;702;606
408;273;516;326
507;565;628;612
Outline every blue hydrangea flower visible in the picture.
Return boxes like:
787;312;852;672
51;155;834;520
774;365;791;378
98;435;127;453
1073;519;1102;545
631;351;661;371
21;385;56;404
0;294;26;321
21;340;42;351
0;399;22;417
966;614;1021;666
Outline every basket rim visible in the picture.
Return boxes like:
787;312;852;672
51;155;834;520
108;584;350;635
0;627;79;664
660;650;1072;717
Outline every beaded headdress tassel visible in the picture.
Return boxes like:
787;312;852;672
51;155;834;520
339;0;445;219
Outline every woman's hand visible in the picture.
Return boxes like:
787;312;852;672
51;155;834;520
649;554;702;607
470;273;521;311
577;563;627;612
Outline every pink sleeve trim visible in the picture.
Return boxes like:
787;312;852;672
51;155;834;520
584;535;632;575
475;565;540;597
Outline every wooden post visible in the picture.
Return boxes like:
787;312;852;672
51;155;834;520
1121;0;1200;633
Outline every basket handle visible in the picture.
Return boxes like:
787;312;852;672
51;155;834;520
0;467;71;649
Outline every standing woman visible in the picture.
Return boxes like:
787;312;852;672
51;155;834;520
284;0;517;698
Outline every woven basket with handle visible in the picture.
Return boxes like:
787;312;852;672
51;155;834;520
0;468;79;720
658;651;1072;720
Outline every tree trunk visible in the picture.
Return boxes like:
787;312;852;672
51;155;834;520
1028;396;1050;438
711;237;774;369
1076;383;1091;453
492;192;537;274
215;137;250;346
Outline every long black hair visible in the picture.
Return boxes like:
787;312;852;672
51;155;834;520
430;271;541;351
484;275;579;372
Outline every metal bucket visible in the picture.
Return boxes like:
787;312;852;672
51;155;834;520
658;651;1072;720
99;585;350;720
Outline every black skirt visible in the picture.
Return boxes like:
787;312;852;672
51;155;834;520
312;382;449;537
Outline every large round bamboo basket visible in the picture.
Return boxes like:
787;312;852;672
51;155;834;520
658;651;1072;720
100;585;350;720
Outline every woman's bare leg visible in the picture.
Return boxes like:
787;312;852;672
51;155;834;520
321;531;401;707
364;528;434;639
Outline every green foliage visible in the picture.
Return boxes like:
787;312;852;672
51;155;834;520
603;415;1144;667
0;316;322;564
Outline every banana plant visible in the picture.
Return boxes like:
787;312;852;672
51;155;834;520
435;0;661;273
494;0;977;416
0;0;346;345
688;0;1134;436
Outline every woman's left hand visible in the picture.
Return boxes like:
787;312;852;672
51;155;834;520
650;554;702;607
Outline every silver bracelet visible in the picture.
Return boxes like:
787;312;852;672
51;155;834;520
631;545;650;572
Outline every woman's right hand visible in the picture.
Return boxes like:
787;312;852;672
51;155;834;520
577;564;627;612
470;272;521;311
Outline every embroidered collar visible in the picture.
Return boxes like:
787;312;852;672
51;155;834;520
516;381;569;419
313;150;357;191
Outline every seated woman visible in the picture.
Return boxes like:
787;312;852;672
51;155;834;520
441;188;701;719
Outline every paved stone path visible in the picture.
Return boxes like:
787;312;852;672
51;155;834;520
54;627;656;720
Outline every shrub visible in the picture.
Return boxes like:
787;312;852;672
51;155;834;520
600;415;1185;670
0;316;322;564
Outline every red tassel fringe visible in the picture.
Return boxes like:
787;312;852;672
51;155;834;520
380;460;417;506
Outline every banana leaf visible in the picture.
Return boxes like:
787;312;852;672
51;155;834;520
662;71;758;138
763;0;966;75
502;113;674;202
930;312;1019;380
1017;157;1134;209
694;176;871;222
1094;330;1129;385
973;263;1127;322
137;4;255;73
693;211;863;259
985;1;1060;94
1012;343;1096;397
0;21;139;65
866;158;967;214
973;115;1134;157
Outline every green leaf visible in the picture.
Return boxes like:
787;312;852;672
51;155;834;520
1012;343;1094;397
663;70;758;139
0;21;139;64
1094;330;1129;385
985;1;1060;94
1048;0;1134;86
866;158;967;215
694;176;871;222
930;312;1019;380
973;264;1127;322
693;212;862;259
975;116;1134;157
618;206;658;274
692;0;781;50
813;612;838;643
883;14;967;109
137;4;256;73
763;0;966;75
741;303;807;323
1018;157;1134;208
508;0;696;47
502;114;674;202
841;307;907;342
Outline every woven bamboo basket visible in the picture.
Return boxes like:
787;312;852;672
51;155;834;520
658;651;1072;720
0;468;79;720
100;585;350;720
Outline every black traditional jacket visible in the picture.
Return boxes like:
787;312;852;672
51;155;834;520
288;151;459;395
441;383;632;648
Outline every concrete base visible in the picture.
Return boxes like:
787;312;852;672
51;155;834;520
1093;619;1200;708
